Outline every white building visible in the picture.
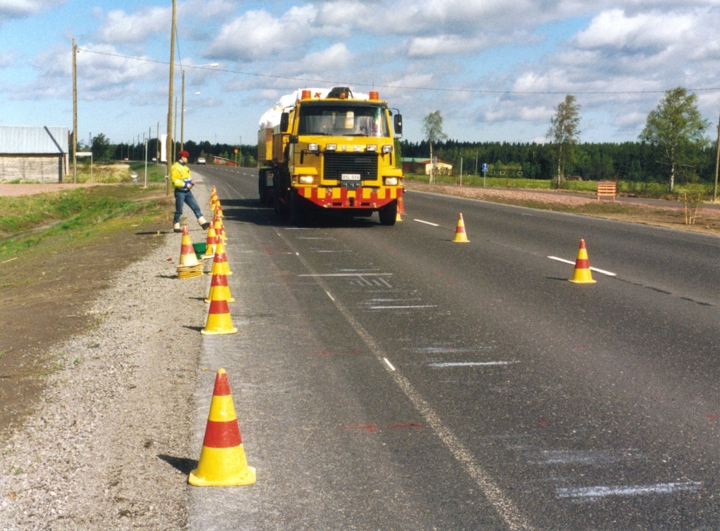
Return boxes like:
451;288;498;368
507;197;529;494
0;126;69;182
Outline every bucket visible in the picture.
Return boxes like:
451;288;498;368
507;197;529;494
192;242;207;259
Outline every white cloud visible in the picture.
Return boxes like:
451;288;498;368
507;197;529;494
298;43;352;72
0;0;62;21
407;35;489;58
96;7;169;44
207;6;319;61
575;9;694;51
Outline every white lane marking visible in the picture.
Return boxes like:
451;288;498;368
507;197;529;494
276;233;534;531
383;358;396;371
557;481;702;499
414;219;440;227
325;291;335;302
299;273;392;277
547;256;617;277
428;361;518;368
370;305;437;310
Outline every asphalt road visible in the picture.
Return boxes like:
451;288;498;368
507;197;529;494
188;165;720;531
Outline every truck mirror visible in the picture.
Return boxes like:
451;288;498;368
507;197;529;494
280;112;289;132
394;114;403;136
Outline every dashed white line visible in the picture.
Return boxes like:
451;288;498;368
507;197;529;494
547;256;617;277
383;358;396;371
557;481;702;499
428;361;518;368
413;219;440;227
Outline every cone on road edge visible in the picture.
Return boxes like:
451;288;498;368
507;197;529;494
201;296;237;335
452;213;469;243
211;241;233;276
569;239;597;284
189;369;255;487
205;256;235;303
177;227;203;279
203;224;218;259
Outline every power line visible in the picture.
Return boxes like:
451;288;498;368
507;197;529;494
75;47;720;96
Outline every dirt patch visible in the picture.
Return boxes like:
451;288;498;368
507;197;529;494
0;219;172;438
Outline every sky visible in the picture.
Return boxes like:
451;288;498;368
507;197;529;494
2;0;720;148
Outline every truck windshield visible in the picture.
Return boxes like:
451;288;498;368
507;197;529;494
298;104;389;137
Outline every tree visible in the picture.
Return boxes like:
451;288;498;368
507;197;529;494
91;133;113;161
422;111;447;183
639;87;709;192
547;95;581;187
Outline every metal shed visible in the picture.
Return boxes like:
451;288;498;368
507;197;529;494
0;126;69;183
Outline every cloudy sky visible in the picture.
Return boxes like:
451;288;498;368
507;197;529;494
2;0;720;148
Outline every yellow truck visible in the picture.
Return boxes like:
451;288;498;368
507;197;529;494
257;87;404;225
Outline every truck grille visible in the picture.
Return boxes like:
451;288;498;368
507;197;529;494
323;153;378;181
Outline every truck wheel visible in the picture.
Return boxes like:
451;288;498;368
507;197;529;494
378;200;397;226
258;169;266;200
290;191;305;226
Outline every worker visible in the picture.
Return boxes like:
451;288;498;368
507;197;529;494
171;150;210;233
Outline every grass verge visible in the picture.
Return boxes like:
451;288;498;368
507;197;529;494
0;184;171;261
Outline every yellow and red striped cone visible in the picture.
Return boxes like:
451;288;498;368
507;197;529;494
177;227;203;279
188;369;255;486
452;213;469;243
210;241;233;276
178;227;200;267
203;224;218;259
569;239;596;284
213;217;227;243
205;258;235;303
397;193;406;215
201;291;237;335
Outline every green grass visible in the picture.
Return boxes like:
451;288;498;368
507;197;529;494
0;185;169;260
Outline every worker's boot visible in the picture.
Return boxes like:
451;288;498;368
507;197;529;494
198;216;211;230
173;222;182;233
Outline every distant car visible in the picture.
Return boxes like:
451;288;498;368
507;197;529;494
197;157;206;164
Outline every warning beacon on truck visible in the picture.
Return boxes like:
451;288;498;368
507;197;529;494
257;87;404;225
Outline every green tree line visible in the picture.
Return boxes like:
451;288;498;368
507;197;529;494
400;139;716;185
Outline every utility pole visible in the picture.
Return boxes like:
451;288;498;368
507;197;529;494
166;0;176;195
156;122;160;164
714;112;720;202
72;39;77;184
180;70;185;151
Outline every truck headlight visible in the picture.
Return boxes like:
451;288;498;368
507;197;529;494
308;143;319;153
326;144;337;151
382;145;393;153
298;175;315;185
366;145;378;152
383;177;398;186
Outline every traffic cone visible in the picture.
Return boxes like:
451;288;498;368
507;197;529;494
569;239;597;284
201;290;237;335
188;369;255;486
205;256;235;303
214;217;226;243
203;224;218;259
177;227;203;279
398;194;406;215
210;241;233;276
452;213;469;243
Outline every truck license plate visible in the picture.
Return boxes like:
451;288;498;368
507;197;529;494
341;174;361;181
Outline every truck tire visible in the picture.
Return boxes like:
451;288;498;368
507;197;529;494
378;200;397;226
290;191;305;226
258;169;267;205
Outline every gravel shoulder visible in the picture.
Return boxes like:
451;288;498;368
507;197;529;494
0;190;212;530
